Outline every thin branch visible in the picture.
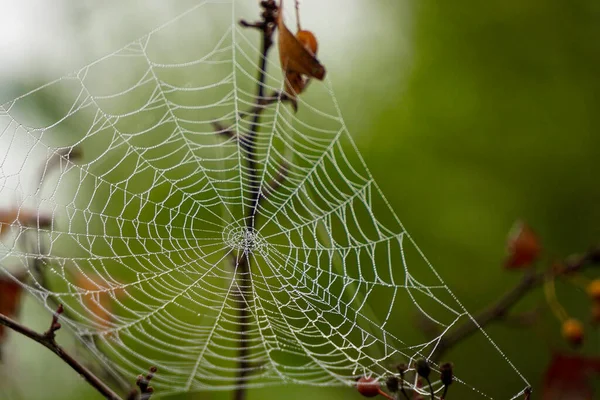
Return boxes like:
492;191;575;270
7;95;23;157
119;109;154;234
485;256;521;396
213;90;294;141
211;121;237;140
238;90;294;120
259;161;289;205
0;304;122;400
430;245;600;361
233;3;278;400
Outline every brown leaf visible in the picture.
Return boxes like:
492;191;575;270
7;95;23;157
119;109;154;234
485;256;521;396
0;209;20;238
277;0;326;107
0;273;26;346
505;220;541;269
0;208;52;238
542;353;600;399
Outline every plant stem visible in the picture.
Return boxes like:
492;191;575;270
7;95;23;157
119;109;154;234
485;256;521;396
426;378;434;400
0;306;122;400
234;3;277;400
430;246;600;362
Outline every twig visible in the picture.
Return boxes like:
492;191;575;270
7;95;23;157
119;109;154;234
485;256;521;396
295;0;301;31
259;161;289;204
238;90;294;120
233;3;278;400
430;245;600;361
0;304;122;400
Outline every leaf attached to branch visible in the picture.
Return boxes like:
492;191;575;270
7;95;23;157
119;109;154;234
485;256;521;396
505;220;541;269
0;272;26;352
277;0;326;111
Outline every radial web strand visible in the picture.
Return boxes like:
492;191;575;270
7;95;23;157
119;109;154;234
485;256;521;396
0;1;529;398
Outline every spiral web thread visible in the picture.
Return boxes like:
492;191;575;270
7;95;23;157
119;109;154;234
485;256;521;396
0;1;530;398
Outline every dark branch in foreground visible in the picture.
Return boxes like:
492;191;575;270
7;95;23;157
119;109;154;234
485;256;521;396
431;245;600;361
231;3;279;400
0;304;122;400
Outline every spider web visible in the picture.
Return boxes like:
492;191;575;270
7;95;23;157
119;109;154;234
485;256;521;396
0;1;530;398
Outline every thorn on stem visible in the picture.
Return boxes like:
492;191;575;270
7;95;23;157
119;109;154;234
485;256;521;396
239;19;262;29
43;304;63;341
239;1;277;32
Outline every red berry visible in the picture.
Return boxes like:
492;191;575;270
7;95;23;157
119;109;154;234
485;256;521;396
562;318;584;347
587;279;600;301
357;377;380;398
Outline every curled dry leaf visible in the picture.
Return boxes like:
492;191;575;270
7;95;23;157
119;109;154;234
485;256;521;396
0;272;26;349
0;209;19;238
505;220;541;269
0;209;52;238
277;0;326;111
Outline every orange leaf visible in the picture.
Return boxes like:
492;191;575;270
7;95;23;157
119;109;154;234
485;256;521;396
0;273;25;346
76;273;123;329
296;30;318;55
277;0;326;106
505;221;541;269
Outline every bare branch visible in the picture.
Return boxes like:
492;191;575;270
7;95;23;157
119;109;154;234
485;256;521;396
430;245;600;361
232;3;279;400
211;121;237;140
259;161;289;204
0;304;122;400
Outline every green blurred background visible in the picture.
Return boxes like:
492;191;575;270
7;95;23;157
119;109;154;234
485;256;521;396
0;0;599;399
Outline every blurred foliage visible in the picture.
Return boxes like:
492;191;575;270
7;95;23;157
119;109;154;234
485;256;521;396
1;0;599;399
353;0;600;398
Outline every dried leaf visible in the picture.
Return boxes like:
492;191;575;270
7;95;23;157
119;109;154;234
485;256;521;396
505;220;541;269
0;208;51;238
542;353;600;399
76;273;123;329
0;273;26;347
277;0;326;108
0;209;20;238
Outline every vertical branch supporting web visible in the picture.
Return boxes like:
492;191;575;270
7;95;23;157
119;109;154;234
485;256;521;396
0;1;529;399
